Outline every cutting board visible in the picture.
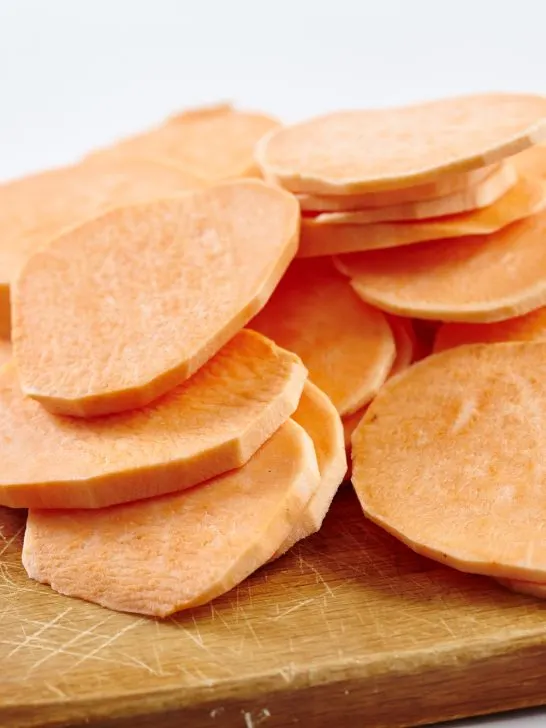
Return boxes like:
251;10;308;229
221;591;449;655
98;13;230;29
2;488;546;728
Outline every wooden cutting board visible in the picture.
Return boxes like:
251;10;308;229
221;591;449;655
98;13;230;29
2;487;546;728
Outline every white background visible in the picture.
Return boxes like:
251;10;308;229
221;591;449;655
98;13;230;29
1;0;545;725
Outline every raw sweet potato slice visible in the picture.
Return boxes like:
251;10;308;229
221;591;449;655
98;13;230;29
298;173;546;257
274;381;347;558
308;163;516;224
296;165;501;211
93;104;280;181
434;308;546;353
13;180;300;417
0;158;204;338
0;331;306;509
335;208;546;323
496;578;546;598
23;419;320;617
251;257;395;416
352;341;546;582
0;340;11;369
256;93;546;194
341;316;414;449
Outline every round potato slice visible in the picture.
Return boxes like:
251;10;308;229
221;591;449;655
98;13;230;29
352;341;546;582
251;257;395;416
13;180;299;417
434;309;546;353
335;208;546;323
299;172;546;258
256;93;546;194
297;165;500;212
308;163;516;224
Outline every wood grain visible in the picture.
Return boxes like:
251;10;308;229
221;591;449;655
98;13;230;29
2;488;546;728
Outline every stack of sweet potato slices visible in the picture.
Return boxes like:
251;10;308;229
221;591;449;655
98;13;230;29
0;106;350;617
5;92;546;617
258;92;546;599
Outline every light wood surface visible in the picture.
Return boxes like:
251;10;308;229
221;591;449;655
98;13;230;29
2;488;546;728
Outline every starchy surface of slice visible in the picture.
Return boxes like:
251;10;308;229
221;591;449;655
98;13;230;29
335;208;546;323
299;173;546;257
0;331;306;509
274;381;347;557
256;93;546;193
309;163;516;224
497;578;546;598
434;309;546;352
297;165;500;211
13;180;299;417
23;419;320;617
352;342;546;582
94;104;280;181
0;157;204;338
252;257;395;415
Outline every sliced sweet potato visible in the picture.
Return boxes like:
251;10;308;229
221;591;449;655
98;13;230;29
496;578;546;598
352;341;546;582
335;208;546;323
13;180;299;417
297;164;500;211
251;257;395;416
308;163;516;224
256;93;546;194
274;381;347;558
341;316;414;449
23;419;320;617
434;309;546;352
93;104;280;181
0;340;11;369
0;331;306;509
0;158;204;338
298;173;546;257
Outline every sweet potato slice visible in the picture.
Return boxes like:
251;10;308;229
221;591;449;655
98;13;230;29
335;208;546;323
352;341;546;582
298;173;546;257
0;340;11;369
496;578;546;598
93;104;280;181
274;381;347;558
296;165;503;211
0;331;306;509
434;308;546;353
308;163;516;224
256;93;546;194
13;180;299;417
0;158;204;337
252;258;395;416
23;419;320;617
341;316;414;449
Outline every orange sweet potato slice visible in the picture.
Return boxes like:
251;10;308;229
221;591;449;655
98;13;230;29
0;340;11;369
274;381;347;558
296;165;502;211
298;172;546;257
341;316;414;449
352;341;546;582
0;331;306;509
308;163;516;224
256;93;546;194
93;104;280;181
13;180;299;417
251;257;395;416
23;418;320;617
434;308;546;353
0;158;204;338
496;578;546;598
335;208;546;323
